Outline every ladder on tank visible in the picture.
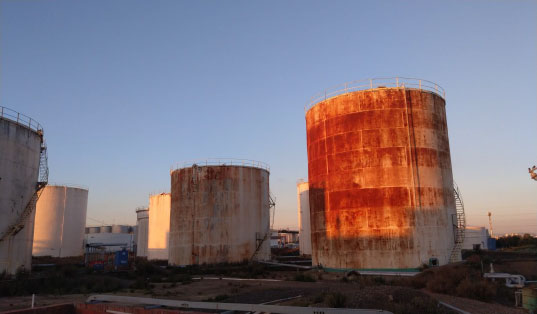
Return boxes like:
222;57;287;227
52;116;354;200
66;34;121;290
250;192;276;262
449;182;466;263
0;140;48;242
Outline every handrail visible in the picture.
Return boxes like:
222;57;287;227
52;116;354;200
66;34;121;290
46;183;89;190
0;106;43;132
172;158;270;172
306;77;446;111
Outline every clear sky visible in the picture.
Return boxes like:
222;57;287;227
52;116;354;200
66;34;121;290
1;0;535;235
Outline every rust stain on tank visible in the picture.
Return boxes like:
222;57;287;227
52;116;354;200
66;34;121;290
306;88;456;270
169;165;270;266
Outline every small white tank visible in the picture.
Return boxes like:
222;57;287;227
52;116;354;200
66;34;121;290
111;225;130;234
297;181;311;256
33;185;89;257
136;207;149;257
148;193;171;260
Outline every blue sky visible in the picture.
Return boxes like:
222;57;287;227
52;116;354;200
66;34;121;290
1;0;535;234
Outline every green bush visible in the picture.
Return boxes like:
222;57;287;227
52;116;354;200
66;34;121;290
325;292;347;308
294;273;316;282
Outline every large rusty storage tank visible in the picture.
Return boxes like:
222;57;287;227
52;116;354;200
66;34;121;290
305;78;457;270
33;185;88;257
0;107;47;274
169;160;271;265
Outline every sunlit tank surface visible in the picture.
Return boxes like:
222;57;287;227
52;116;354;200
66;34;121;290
169;162;271;265
136;207;149;257
0;109;43;274
297;181;312;256
305;78;456;270
33;185;88;257
148;193;171;260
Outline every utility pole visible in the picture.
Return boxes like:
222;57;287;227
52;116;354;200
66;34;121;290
488;212;494;238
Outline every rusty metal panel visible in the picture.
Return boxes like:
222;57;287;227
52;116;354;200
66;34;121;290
169;165;270;265
306;88;456;270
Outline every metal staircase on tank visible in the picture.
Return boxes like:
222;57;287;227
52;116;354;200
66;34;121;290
0;139;48;242
449;182;466;263
250;192;276;262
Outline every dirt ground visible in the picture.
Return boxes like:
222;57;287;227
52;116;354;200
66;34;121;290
0;272;527;313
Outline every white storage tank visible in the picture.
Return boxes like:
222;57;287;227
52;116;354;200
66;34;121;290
148;193;171;260
111;225;130;234
33;185;88;257
297;180;312;256
0;107;46;274
169;161;271;265
87;227;101;234
136;207;149;257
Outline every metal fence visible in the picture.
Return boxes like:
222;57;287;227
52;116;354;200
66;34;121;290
0;106;43;132
173;158;270;172
307;77;446;110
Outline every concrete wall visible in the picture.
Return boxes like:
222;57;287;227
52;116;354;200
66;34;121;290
148;193;171;260
136;208;149;257
169;165;270;265
462;226;489;250
0;117;42;274
33;185;88;257
306;87;457;270
297;181;312;255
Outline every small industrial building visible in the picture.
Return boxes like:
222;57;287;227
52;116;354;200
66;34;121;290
84;224;136;252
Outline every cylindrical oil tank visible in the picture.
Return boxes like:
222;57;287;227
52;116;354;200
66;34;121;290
111;225;130;234
100;226;112;233
148;193;171;260
136;207;149;257
169;163;271;265
33;185;88;257
88;227;101;234
305;79;456;270
297;180;312;256
0;108;44;274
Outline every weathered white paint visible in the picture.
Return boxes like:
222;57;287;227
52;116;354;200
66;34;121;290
33;185;88;257
135;207;149;257
462;226;489;250
0;117;42;274
297;181;311;255
169;165;271;265
148;193;170;260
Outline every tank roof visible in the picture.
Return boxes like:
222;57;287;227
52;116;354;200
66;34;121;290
0;106;43;133
306;77;445;111
172;158;270;173
46;183;89;191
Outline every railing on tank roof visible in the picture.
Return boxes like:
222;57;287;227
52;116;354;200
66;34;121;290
173;158;270;172
0;106;43;132
306;77;446;111
47;183;89;190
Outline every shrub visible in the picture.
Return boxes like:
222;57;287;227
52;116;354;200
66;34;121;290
294;273;316;282
325;292;347;308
